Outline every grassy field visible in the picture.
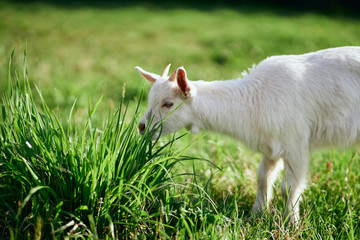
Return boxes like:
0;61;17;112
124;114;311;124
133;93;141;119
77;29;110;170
1;1;360;239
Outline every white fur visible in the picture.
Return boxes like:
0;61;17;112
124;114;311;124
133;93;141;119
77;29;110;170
136;47;360;223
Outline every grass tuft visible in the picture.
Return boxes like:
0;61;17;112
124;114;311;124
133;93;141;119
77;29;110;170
0;50;215;239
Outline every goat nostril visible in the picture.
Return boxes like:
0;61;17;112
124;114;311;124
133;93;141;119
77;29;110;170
139;123;146;133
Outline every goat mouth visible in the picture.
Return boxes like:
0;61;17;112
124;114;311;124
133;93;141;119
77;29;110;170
151;132;160;140
138;121;163;140
139;128;160;140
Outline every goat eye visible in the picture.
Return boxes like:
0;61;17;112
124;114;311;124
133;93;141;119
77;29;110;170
163;102;173;108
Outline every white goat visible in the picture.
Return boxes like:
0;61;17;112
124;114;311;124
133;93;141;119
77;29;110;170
136;47;360;223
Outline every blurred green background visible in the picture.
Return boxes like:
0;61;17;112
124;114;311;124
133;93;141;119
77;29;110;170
1;0;359;123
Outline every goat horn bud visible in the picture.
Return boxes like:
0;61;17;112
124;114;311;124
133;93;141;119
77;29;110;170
161;64;171;77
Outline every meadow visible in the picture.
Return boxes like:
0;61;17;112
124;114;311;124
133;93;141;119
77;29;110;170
1;1;360;239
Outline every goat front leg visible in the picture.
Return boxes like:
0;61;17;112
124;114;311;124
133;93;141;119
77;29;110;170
252;156;283;215
281;150;309;224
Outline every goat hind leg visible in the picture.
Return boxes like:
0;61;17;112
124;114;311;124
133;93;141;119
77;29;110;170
252;156;283;215
281;151;309;224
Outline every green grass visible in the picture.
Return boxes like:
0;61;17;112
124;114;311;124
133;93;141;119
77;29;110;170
1;50;218;239
1;1;360;239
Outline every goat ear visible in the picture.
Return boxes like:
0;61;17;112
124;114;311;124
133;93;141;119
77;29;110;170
135;66;159;84
176;67;191;98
